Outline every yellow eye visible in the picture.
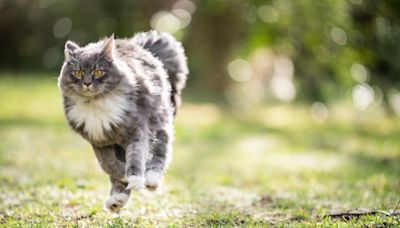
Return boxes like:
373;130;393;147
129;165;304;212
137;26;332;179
93;70;104;78
72;70;84;78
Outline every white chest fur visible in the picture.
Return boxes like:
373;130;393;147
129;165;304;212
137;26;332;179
67;94;129;141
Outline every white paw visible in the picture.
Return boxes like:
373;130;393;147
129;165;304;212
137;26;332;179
145;170;163;190
105;193;129;213
126;175;144;191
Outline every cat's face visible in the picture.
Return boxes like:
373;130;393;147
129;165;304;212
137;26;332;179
58;36;123;98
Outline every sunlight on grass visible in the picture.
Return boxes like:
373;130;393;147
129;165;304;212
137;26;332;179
0;74;399;226
177;103;221;127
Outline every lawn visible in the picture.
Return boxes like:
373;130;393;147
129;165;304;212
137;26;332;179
0;73;399;227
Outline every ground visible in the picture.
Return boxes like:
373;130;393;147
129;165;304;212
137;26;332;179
0;73;399;227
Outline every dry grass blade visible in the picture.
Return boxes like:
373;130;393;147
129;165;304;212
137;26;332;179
325;203;400;221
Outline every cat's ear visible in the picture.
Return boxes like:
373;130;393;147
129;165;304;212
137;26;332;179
101;34;114;60
64;41;80;61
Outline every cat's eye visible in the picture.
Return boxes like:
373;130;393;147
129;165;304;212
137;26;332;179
72;70;84;78
93;70;104;78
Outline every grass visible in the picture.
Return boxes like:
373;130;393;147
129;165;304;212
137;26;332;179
0;72;399;227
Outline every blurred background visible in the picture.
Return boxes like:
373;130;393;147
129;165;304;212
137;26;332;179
0;0;399;225
1;0;400;113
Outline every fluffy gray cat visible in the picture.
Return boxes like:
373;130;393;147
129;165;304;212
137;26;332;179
58;31;188;212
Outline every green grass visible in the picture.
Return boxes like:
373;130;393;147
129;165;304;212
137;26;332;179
0;73;399;227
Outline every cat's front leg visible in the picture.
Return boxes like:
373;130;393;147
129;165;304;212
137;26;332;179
92;145;125;180
125;126;149;191
105;177;131;213
93;145;130;212
145;128;172;190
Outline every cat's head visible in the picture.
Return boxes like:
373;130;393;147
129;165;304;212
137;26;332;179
58;35;124;98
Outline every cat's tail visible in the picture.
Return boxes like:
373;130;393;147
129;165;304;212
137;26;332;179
132;31;188;114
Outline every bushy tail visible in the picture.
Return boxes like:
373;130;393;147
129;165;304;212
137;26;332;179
133;31;188;114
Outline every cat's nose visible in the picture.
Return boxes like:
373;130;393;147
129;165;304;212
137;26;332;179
83;82;92;87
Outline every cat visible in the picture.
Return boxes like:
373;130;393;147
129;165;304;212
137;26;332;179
58;31;188;213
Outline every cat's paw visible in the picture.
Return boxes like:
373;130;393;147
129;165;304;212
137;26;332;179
105;193;129;213
126;175;144;191
145;170;163;191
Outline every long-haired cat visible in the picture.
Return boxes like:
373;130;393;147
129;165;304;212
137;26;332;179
58;31;188;212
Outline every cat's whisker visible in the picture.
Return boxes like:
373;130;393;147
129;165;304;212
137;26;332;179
102;88;117;97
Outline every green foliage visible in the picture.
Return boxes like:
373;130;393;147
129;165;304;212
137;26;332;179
1;0;400;105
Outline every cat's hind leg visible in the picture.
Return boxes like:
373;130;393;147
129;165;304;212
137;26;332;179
145;129;172;190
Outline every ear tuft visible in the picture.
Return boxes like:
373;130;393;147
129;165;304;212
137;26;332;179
64;41;80;61
101;34;115;60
